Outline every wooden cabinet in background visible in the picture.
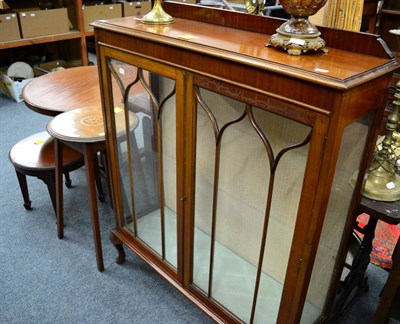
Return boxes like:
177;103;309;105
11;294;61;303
378;0;400;56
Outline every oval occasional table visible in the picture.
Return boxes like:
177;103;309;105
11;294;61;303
47;105;138;272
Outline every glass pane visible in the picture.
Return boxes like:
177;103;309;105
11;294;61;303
159;77;178;267
108;59;178;270
253;108;310;323
193;88;311;322
301;113;374;323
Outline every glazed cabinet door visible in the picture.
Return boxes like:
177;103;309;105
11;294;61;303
188;76;314;323
186;76;376;323
99;47;187;279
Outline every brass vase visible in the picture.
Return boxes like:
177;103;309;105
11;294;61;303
141;0;174;25
267;0;328;55
362;80;400;202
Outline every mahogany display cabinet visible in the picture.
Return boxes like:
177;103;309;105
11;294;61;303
92;4;399;323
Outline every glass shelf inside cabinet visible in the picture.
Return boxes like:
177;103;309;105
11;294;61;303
108;59;178;270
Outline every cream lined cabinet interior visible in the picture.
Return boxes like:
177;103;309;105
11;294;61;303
92;5;398;324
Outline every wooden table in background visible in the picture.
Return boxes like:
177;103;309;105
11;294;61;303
22;66;107;272
22;66;100;117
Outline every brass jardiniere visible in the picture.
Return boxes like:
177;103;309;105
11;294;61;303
267;0;328;55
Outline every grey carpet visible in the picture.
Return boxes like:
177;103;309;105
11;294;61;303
0;95;213;324
0;94;390;323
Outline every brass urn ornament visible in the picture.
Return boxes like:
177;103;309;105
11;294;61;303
362;80;400;202
141;0;174;24
266;0;328;55
245;0;265;15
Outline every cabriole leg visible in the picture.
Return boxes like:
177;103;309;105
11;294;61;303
110;231;126;264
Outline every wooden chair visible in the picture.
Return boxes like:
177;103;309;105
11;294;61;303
9;131;84;213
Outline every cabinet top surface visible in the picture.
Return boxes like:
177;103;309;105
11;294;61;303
93;17;398;87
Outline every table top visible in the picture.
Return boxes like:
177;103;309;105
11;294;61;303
9;131;83;170
359;196;400;224
46;106;138;144
22;66;101;117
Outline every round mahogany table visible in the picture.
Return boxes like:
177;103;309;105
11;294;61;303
22;66;100;116
47;105;138;273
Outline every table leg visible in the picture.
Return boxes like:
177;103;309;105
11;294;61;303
328;216;378;321
83;144;104;272
373;240;400;322
15;170;32;210
55;139;64;240
41;173;57;215
93;152;105;202
344;217;378;288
